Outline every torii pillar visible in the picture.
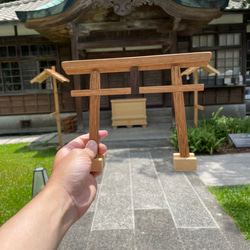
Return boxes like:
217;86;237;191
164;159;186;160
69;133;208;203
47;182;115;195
62;52;212;172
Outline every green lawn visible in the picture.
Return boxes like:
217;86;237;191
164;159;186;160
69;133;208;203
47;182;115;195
0;143;57;226
208;185;250;240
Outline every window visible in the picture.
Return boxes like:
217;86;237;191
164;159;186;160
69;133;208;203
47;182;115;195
192;35;214;48
219;33;241;46
21;44;56;57
1;62;21;92
20;61;39;90
217;49;241;76
0;43;57;93
0;46;17;58
0;60;57;93
192;32;242;86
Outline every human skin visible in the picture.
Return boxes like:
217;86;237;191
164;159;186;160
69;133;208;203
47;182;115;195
0;130;108;250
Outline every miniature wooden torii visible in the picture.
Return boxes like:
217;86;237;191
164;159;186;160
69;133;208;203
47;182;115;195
30;66;70;147
62;52;211;172
181;65;220;127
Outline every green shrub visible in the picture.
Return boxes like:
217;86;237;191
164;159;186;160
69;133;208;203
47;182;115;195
170;107;250;154
170;125;225;155
188;127;225;155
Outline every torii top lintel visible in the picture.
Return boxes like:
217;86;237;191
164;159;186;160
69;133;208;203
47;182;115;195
62;52;211;75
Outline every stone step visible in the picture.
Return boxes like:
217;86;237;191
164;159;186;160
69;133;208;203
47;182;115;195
146;107;172;123
82;107;173;127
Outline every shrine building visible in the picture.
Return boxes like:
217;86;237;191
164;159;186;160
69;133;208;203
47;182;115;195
0;0;249;132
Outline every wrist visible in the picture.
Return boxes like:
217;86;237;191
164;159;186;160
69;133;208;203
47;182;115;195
40;181;78;238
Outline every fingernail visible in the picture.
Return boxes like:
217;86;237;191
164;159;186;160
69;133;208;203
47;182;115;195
86;140;97;149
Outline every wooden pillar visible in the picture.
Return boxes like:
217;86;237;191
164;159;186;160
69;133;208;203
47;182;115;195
194;69;198;127
171;65;189;157
130;66;140;98
70;24;84;131
89;71;100;145
170;30;178;125
89;70;104;172
52;66;63;146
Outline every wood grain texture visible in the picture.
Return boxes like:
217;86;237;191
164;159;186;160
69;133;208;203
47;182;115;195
45;69;70;83
62;52;211;74
139;84;204;94
30;70;50;84
181;67;199;76
173;153;197;171
71;88;131;97
194;69;198;127
71;84;204;97
88;71;105;172
111;98;147;128
52;66;63;147
91;157;104;172
30;69;69;84
130;66;139;96
171;65;190;157
89;71;100;144
201;64;220;75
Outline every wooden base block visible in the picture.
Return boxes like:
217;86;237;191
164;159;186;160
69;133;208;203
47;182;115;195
91;155;105;172
173;153;197;171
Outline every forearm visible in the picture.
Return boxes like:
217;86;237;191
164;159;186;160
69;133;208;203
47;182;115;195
0;183;76;250
0;135;106;249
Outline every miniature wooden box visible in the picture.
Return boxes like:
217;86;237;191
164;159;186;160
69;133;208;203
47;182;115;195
111;98;147;128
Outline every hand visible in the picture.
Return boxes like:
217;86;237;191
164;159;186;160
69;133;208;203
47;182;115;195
0;131;108;250
48;130;108;221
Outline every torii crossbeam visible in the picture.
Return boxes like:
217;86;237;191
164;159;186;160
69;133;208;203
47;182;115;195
62;52;211;172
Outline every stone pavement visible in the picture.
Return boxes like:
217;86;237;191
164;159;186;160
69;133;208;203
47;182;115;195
0;132;58;145
1;125;250;249
58;139;250;250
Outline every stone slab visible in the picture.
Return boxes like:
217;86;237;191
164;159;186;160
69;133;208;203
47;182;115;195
178;228;231;250
87;229;134;250
37;132;57;143
91;149;133;231
229;133;250;148
130;152;168;210
134;209;182;250
158;172;218;228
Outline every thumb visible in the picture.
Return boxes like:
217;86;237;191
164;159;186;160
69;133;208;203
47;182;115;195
84;140;98;160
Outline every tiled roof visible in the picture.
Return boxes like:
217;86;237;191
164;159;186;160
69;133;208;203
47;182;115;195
0;0;53;22
226;0;250;10
0;0;249;23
